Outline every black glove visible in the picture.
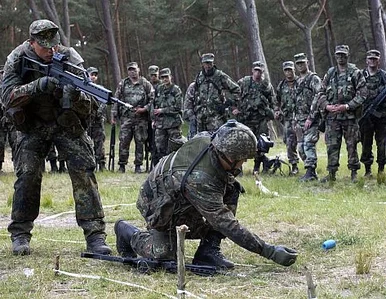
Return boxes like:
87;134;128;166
261;244;298;266
63;84;81;101
36;76;59;93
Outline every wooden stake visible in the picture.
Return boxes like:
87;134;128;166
176;225;190;299
55;255;60;276
305;267;317;299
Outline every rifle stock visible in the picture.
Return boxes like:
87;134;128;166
108;124;116;171
81;252;218;276
358;86;386;126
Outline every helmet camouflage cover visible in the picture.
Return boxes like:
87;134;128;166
212;120;257;160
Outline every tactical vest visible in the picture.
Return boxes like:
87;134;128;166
119;77;150;119
325;64;360;120
277;79;296;119
136;136;228;230
194;69;225;116
362;69;386;113
238;76;271;122
153;83;182;129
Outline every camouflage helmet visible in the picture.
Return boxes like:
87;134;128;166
29;19;60;48
212;120;257;161
168;135;187;152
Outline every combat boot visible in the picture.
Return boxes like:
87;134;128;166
299;167;318;182
378;164;384;174
50;159;58;173
290;163;299;175
86;234;112;255
192;232;234;269
114;220;139;257
351;170;358;183
364;165;372;178
12;236;31;256
118;164;125;173
134;165;142;174
58;161;67;173
321;171;336;183
99;162;107;172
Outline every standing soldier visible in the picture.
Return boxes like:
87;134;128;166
1;19;111;255
234;61;275;173
275;61;299;175
360;50;386;177
112;62;154;173
148;65;160;89
183;81;197;139
191;53;240;133
147;65;160;170
87;67;107;172
319;45;368;182
293;53;322;181
151;68;184;165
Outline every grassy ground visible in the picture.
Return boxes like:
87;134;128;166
1;130;386;299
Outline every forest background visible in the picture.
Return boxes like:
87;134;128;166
1;0;386;95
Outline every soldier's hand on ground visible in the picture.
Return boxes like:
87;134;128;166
36;76;59;94
261;243;298;266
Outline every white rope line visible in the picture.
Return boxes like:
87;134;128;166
53;268;178;299
36;203;135;223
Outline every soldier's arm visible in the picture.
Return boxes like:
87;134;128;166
184;171;267;255
183;83;195;120
347;69;368;110
308;75;322;120
111;81;123;122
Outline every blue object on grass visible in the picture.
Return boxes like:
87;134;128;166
322;239;336;250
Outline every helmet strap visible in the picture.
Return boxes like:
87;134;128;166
217;150;242;176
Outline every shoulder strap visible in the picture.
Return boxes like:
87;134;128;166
180;145;210;196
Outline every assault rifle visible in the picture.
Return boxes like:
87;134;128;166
358;86;386;126
81;252;218;276
108;124;116;171
21;52;133;110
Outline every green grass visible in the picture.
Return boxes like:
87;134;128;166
1;133;386;298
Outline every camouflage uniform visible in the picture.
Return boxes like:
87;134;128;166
116;121;298;268
275;61;299;167
1;20;110;254
147;65;161;170
190;53;240;133
183;82;197;139
151;68;183;165
237;61;275;171
360;50;386;174
112;62;154;171
86;67;107;171
318;45;368;181
293;53;321;179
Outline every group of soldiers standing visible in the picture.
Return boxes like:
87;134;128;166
184;45;385;183
2;44;385;183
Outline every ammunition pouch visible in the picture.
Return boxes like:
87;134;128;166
57;110;85;137
5;107;29;132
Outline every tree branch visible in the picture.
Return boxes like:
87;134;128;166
183;14;245;39
279;0;306;30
